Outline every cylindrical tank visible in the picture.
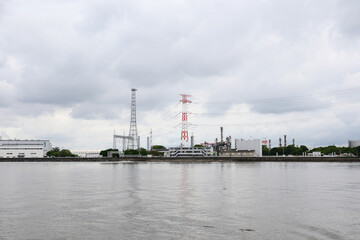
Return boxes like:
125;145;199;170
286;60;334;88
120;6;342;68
348;140;360;148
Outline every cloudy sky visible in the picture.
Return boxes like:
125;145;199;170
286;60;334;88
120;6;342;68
1;0;360;150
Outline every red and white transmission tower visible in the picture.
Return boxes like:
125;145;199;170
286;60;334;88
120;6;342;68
180;94;192;142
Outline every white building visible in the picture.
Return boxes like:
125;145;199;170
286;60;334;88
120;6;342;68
219;150;256;157
235;139;262;157
71;150;101;158
0;139;52;158
349;140;360;148
308;151;322;157
164;147;214;157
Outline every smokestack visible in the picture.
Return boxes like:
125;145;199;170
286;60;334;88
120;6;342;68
269;139;271;149
147;136;150;151
284;135;287;147
113;130;116;149
191;134;194;148
279;138;282;147
293;138;295;146
220;127;224;142
150;129;153;150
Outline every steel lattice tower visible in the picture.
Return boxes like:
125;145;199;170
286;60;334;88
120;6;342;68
180;94;192;142
128;88;138;149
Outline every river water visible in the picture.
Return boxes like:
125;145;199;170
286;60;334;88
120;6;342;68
0;161;359;240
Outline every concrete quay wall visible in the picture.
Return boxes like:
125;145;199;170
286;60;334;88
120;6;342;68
1;156;359;162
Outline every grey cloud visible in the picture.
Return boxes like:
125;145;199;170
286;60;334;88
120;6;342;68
0;103;56;122
296;119;360;147
17;62;104;105
336;0;360;37
0;131;9;139
249;98;325;114
74;0;260;84
70;101;128;121
262;0;336;37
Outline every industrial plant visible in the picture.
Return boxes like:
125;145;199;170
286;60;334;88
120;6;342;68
107;90;266;158
1;88;360;159
106;89;360;158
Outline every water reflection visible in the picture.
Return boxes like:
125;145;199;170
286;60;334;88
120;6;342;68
179;164;191;218
0;162;359;239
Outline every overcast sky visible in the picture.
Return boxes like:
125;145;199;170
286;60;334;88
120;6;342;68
1;0;360;150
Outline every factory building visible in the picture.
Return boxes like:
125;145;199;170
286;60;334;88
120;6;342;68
219;150;256;157
164;147;213;157
0;139;52;158
71;150;101;158
348;140;360;148
235;139;262;157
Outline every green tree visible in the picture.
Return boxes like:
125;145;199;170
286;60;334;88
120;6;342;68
300;145;309;152
151;145;166;151
311;145;339;155
139;148;147;156
147;150;164;156
354;146;360;156
47;147;77;157
99;149;119;157
310;145;357;156
262;145;269;155
284;145;304;155
124;149;140;155
269;147;283;156
193;144;204;148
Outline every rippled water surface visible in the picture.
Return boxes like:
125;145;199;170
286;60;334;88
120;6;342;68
0;162;359;239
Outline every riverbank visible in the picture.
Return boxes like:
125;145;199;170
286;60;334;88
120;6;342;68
1;156;360;162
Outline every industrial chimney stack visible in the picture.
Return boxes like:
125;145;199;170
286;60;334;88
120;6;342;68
220;127;224;142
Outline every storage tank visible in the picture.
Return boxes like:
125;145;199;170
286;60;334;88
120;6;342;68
348;140;360;148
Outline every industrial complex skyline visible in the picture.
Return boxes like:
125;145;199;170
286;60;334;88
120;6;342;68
1;0;360;150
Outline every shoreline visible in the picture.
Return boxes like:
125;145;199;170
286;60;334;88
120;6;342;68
1;156;360;162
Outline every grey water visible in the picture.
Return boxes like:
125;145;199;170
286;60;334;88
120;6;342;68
0;162;359;240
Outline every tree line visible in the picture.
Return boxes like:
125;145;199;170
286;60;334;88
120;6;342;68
263;144;360;156
46;147;77;157
99;145;166;157
47;144;360;158
46;145;167;158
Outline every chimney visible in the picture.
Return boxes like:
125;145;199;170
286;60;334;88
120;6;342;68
220;127;224;142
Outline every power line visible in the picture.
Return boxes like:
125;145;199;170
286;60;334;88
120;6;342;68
137;112;180;134
193;86;360;104
135;87;360;141
192;110;360;127
191;98;360;116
